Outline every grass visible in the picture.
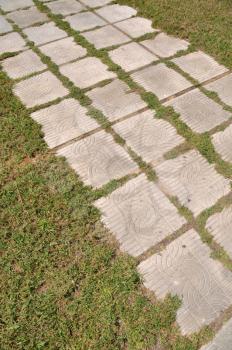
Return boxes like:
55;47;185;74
1;0;232;348
117;0;232;70
0;67;207;349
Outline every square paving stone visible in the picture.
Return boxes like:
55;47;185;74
81;0;111;7
95;174;185;256
155;150;230;216
0;32;26;54
212;124;232;163
200;317;232;350
138;229;232;335
0;0;33;12
109;42;157;72
40;37;87;65
141;32;189;58
14;71;68;108
47;0;85;16
206;206;232;259
95;4;136;23
206;74;232;107
172;51;228;83
31;98;99;148
57;130;138;188
23;22;67;46
0;15;12;33
66;11;106;32
7;7;48;28
165;89;231;133
2;50;46;79
113;110;184;165
87;79;146;121
83;25;130;49
115;17;156;38
131;63;192;100
60;57;115;88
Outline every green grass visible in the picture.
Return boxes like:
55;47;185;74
1;0;232;348
0;70;209;349
118;0;232;70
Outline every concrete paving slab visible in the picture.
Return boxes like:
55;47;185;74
83;24;130;49
113;110;184;164
206;74;232;107
206;206;232;259
172;51;228;83
156;150;230;216
87;79;146;121
66;11;106;32
131;63;192;100
7;7;48;28
201;317;232;350
115;17;156;38
95;174;185;256
2;49;46;79
212;124;232;163
57;130;138;188
95;4;136;23
23;22;67;46
138;229;232;334
39;37;87;65
165;89;231;133
0;0;33;12
109;42;157;72
14;71;68;108
0;32;26;54
60;57;116;88
31;98;99;148
0;15;12;33
141;32;189;57
47;0;85;15
81;0;111;7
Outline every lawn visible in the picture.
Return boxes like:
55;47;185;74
0;0;231;349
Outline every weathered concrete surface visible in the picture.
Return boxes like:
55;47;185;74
23;23;67;46
212;124;232;163
95;4;136;23
95;174;185;256
60;57;116;88
83;25;130;49
87;79;146;121
39;37;87;65
138;229;232;334
115;17;156;38
14;71;68;108
57;130;138;188
66;12;106;32
7;7;48;28
156;150;230;216
0;32;26;54
206;74;232;107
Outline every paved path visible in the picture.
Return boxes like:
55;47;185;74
1;0;232;348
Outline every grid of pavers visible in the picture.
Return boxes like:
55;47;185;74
1;0;232;348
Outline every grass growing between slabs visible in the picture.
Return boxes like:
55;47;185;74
117;0;232;70
0;69;213;350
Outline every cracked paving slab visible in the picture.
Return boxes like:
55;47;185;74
138;229;232;334
95;173;186;256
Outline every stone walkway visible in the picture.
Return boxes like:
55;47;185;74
1;0;232;348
